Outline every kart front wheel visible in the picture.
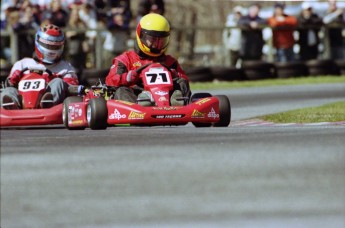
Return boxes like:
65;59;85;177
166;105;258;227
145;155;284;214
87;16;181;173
87;98;108;130
63;96;85;130
213;95;231;127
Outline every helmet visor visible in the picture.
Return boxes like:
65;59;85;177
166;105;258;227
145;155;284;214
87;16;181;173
37;35;64;51
140;33;169;52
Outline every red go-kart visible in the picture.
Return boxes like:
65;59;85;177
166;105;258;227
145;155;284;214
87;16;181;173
63;63;231;130
0;66;63;127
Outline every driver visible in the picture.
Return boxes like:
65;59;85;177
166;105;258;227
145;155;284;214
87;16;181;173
1;24;79;110
105;13;191;106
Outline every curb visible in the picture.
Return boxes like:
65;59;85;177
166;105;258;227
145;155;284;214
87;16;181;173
232;119;345;127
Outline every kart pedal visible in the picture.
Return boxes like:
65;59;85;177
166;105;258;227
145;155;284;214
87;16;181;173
40;92;54;109
137;91;153;107
170;90;184;106
1;95;19;110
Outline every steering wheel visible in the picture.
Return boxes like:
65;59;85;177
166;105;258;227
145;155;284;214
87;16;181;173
19;66;53;77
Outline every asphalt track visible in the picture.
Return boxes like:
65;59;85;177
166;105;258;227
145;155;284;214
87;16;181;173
1;83;345;228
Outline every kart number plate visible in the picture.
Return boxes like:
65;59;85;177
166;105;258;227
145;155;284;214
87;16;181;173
144;68;171;85
18;79;45;91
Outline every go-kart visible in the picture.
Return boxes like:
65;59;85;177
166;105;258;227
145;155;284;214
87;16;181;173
63;63;231;130
0;66;63;127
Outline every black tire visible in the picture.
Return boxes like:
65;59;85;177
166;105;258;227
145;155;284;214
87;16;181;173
184;67;213;82
63;96;85;130
242;61;275;80
87;98;108;130
210;67;245;81
274;62;309;78
79;68;109;86
213;95;231;127
191;93;212;127
305;59;339;76
335;60;345;76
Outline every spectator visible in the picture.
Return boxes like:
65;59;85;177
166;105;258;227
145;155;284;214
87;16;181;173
223;6;243;67
323;0;344;60
297;2;323;61
268;3;297;62
137;0;165;22
19;1;41;30
65;3;88;73
78;3;98;68
102;1;132;68
41;0;68;27
238;4;266;61
5;4;38;59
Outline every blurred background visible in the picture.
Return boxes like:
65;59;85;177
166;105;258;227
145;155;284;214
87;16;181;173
1;0;344;84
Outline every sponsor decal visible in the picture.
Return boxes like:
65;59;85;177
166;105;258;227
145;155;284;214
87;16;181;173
71;120;83;125
78;108;82;117
195;98;211;105
207;108;219;119
116;100;134;106
159;97;167;101
133;61;141;67
128;111;145;120
152;107;181;111
153;114;184;119
38;37;64;45
155;91;168;96
191;109;205;118
109;109;127;120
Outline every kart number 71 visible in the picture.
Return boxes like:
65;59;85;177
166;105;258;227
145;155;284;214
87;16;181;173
144;67;171;85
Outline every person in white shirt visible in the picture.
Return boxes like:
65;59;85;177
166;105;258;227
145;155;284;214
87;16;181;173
223;6;243;67
1;24;79;109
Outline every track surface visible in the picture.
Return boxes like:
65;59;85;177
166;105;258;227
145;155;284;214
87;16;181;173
1;83;345;228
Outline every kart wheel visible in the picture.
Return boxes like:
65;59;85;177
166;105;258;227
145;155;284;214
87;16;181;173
191;93;212;127
87;98;108;130
63;96;85;130
213;95;231;127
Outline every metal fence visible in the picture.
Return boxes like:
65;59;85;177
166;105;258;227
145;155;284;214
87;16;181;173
0;25;343;69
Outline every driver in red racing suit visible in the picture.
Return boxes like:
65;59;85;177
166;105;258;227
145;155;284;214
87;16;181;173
105;13;191;106
0;24;78;110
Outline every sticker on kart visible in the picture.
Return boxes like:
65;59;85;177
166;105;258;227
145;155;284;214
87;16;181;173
144;67;171;85
18;78;45;91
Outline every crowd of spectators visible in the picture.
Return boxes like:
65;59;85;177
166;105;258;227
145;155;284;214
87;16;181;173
223;0;345;67
0;0;165;72
1;0;344;72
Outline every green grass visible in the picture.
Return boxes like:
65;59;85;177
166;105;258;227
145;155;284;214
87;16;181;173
260;101;345;123
190;76;345;90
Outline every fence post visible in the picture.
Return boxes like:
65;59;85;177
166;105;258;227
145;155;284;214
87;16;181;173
10;32;18;64
95;34;102;69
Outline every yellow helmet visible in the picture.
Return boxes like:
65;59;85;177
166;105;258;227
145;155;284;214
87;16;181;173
136;13;170;57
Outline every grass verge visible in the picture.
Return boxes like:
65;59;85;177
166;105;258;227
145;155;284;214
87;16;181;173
190;76;345;90
260;101;345;123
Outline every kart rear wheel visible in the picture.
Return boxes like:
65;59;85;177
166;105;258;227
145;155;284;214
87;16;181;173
213;95;231;127
191;92;212;127
63;96;85;130
87;98;108;130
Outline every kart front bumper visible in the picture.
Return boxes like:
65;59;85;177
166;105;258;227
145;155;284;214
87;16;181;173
0;104;63;127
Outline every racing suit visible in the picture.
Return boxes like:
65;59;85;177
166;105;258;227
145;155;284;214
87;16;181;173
1;57;78;108
105;50;191;103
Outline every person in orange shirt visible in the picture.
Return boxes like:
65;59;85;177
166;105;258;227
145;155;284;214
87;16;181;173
267;3;298;62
